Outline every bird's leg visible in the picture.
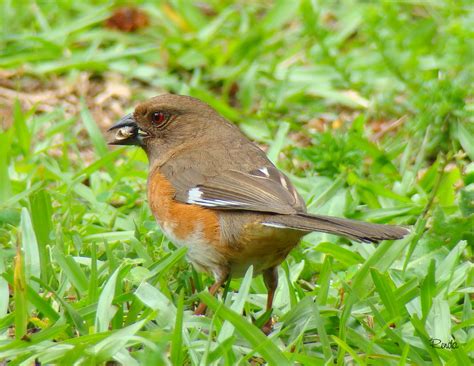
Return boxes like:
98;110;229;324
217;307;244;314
194;272;228;315
262;266;278;334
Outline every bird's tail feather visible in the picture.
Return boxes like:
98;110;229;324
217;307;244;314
263;213;409;243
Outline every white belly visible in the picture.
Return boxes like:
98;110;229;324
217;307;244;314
159;220;226;279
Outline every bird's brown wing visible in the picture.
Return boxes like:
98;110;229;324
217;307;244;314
172;166;306;214
164;159;409;243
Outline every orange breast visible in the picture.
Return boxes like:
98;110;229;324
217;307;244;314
147;169;221;245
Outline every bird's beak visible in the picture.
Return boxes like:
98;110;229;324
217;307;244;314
107;113;146;146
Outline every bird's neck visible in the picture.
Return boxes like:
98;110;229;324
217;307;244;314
146;137;209;171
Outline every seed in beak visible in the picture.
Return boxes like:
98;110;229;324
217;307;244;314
138;129;149;136
115;126;135;140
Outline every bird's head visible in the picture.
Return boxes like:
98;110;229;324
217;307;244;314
108;94;228;155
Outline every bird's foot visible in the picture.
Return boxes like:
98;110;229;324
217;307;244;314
194;302;207;316
261;317;274;335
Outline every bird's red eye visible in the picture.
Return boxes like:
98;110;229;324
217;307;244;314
151;111;167;125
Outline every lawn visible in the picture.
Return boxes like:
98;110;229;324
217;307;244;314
0;0;473;365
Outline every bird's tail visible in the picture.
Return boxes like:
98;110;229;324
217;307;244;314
263;213;409;243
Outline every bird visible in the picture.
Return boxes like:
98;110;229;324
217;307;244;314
108;94;409;333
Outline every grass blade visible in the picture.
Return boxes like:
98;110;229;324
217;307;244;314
332;335;364;365
370;268;403;322
421;259;436;322
217;265;253;342
80;101;106;159
267;121;290;164
14;242;28;340
94;319;147;363
317;255;332;306
29;189;53;283
95;266;121;332
20;208;41;291
52;247;88;294
0;129;13;202
199;292;291;366
170;289;184;365
315;242;364;267
313;301;333;361
0;256;8;318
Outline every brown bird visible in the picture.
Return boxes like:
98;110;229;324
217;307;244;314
108;94;409;333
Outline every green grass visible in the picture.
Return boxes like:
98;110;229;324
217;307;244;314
1;0;473;364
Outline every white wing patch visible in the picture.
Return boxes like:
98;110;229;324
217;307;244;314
188;187;203;201
258;167;270;177
187;187;244;207
190;199;243;207
262;222;289;229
